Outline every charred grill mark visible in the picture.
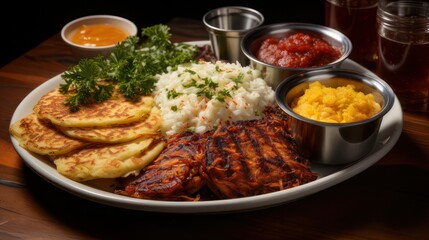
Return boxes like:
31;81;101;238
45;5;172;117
258;115;308;185
272;129;308;165
269;129;313;183
150;178;181;193
162;143;194;158
241;123;271;173
228;124;250;179
255;124;292;171
212;135;231;173
249;124;285;169
205;138;216;166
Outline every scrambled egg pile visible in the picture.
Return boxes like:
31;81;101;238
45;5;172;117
292;81;381;123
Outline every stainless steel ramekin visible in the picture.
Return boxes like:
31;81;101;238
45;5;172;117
241;23;352;89
275;69;395;165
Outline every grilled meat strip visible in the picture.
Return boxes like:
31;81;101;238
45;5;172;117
200;107;318;199
117;107;318;200
116;131;207;201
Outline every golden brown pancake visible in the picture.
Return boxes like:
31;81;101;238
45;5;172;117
52;137;165;182
9;113;88;156
34;88;153;127
59;106;162;143
10;86;167;184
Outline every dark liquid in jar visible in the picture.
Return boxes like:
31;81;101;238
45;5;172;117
376;37;429;112
325;1;378;68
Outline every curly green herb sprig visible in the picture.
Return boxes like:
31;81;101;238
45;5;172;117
60;24;198;112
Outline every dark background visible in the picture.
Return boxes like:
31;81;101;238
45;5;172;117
1;1;325;67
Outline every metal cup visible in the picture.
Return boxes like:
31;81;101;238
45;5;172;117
203;6;264;65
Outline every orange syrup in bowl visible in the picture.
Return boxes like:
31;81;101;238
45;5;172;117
69;24;129;47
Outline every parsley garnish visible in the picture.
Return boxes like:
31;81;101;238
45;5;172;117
184;69;196;75
216;89;232;102
181;76;232;102
182;79;198;88
196;77;219;99
60;24;198;112
231;73;244;84
167;89;183;99
215;65;222;72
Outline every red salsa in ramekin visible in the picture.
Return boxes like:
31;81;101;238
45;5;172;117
256;33;341;68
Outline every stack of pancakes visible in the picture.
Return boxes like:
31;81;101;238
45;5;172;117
10;88;165;182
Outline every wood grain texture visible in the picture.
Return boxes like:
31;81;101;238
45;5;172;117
0;18;428;240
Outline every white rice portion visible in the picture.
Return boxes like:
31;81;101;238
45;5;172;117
154;61;275;136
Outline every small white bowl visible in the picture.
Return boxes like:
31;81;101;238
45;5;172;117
61;15;138;59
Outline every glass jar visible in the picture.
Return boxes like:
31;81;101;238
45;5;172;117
325;0;379;69
376;0;429;112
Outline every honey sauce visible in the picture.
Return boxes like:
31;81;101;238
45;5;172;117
69;24;129;47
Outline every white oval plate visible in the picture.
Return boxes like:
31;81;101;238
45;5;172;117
10;41;403;213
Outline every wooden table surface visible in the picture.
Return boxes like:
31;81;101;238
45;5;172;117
1;18;428;240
